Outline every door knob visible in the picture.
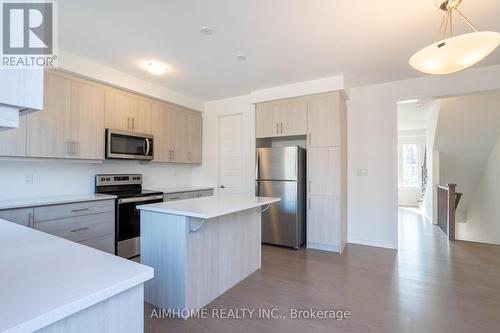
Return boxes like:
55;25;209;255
220;185;225;189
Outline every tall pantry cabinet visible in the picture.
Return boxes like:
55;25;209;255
255;91;347;253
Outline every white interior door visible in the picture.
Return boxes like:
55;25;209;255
218;113;244;195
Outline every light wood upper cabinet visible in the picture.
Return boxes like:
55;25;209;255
152;102;202;164
255;98;307;138
0;113;26;156
307;147;341;196
69;80;105;159
104;88;131;131
307;92;341;147
187;111;202;163
27;72;70;158
283;100;307;136
105;88;152;133
129;96;152;134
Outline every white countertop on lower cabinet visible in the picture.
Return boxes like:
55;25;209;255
0;219;153;333
138;194;280;219
0;193;116;210
150;186;214;194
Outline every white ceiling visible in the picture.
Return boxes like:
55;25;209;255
59;0;500;101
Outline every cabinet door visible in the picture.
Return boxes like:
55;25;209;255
0;208;33;227
307;92;341;147
187;111;202;163
170;108;188;162
104;88;131;131
282;100;307;136
0;113;26;156
256;103;281;138
69;80;105;160
130;96;152;134
27;72;70;158
307;147;341;196
151;102;172;162
307;195;341;248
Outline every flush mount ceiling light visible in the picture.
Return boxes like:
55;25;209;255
144;61;169;75
200;26;214;35
409;0;500;75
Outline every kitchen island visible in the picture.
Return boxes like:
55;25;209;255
0;219;153;333
138;195;280;316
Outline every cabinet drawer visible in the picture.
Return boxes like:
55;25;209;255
164;192;193;201
80;235;115;254
192;190;213;198
34;212;114;243
34;200;114;222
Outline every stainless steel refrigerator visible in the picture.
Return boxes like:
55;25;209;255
256;146;306;249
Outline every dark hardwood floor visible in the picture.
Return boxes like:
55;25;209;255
144;207;500;332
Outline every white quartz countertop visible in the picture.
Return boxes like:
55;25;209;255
0;219;153;333
0;193;116;210
151;186;214;194
138;194;281;219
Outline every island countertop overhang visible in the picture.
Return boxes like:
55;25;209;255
137;195;280;219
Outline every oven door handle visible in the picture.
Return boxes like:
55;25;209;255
118;195;164;204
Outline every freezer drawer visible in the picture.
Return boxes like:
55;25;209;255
257;180;304;248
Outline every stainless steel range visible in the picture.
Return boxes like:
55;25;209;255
95;174;163;258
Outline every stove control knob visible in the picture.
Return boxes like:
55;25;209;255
100;177;105;181
106;177;111;181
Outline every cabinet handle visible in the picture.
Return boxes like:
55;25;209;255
169;197;180;200
132;118;135;131
72;142;78;155
308;198;311;210
127;117;130;129
172;150;175;160
70;227;89;233
66;141;72;155
70;208;90;213
276;123;279;134
308;180;311;193
188;152;191;161
308;133;312;145
280;122;283;134
28;212;34;228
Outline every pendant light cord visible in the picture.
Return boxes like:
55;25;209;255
434;6;480;43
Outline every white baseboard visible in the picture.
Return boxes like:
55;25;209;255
307;242;341;253
347;238;396;250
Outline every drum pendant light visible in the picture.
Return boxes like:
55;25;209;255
409;0;500;75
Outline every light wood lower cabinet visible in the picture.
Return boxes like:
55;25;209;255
163;189;214;202
0;200;115;254
0;208;33;227
307;195;341;249
307;147;341;196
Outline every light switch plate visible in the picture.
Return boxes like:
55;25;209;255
356;168;368;176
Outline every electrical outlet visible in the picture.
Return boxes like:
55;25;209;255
24;174;34;185
356;169;368;177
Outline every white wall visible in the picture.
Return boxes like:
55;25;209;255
423;101;441;224
191;95;256;196
347;64;500;249
457;135;500;244
0;159;193;200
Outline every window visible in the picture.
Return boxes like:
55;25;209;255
401;143;419;187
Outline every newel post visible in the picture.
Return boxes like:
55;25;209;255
447;183;456;241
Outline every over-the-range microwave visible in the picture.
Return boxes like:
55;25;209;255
105;129;154;160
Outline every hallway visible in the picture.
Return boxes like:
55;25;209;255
145;208;500;333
